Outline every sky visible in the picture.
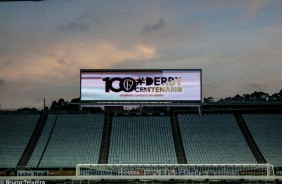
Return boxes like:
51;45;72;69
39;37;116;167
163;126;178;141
0;0;281;109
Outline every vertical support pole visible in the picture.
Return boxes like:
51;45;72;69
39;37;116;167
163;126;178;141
198;105;202;115
76;165;80;176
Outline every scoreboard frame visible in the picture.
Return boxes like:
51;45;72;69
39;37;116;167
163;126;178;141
80;69;202;103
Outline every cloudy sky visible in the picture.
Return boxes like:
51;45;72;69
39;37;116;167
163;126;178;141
0;0;281;109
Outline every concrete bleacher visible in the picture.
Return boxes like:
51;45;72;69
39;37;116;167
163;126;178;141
178;114;256;164
34;114;104;168
0;114;39;168
243;114;282;167
27;114;57;168
108;115;177;164
1;111;281;170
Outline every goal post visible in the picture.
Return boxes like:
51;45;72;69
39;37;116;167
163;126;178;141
76;164;274;177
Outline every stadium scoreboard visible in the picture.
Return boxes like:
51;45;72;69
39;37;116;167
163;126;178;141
80;69;202;102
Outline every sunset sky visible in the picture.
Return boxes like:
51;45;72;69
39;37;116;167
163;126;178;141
0;0;281;109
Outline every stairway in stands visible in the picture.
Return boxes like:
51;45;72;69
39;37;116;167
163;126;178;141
37;114;58;168
170;113;187;164
16;112;48;169
234;113;266;163
98;113;113;164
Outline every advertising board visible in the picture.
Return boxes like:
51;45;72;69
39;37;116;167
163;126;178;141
80;69;202;102
17;170;48;176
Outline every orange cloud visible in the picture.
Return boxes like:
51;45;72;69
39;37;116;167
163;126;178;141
0;39;156;83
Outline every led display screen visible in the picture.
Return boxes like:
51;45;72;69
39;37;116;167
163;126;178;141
80;69;202;102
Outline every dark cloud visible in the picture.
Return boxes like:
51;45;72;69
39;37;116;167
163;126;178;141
58;21;91;32
57;57;66;65
143;18;165;33
0;79;4;86
57;12;100;33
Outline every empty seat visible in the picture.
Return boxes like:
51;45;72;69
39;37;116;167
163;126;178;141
178;114;256;164
0;114;39;168
108;115;177;164
36;114;104;168
243;114;282;167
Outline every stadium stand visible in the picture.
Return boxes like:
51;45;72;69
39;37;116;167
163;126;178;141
32;114;104;168
178;114;257;164
243;114;282;167
1;110;282;183
108;115;178;164
234;113;267;163
0;114;39;168
17;113;49;168
27;114;57;168
98;113;112;164
170;113;187;164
